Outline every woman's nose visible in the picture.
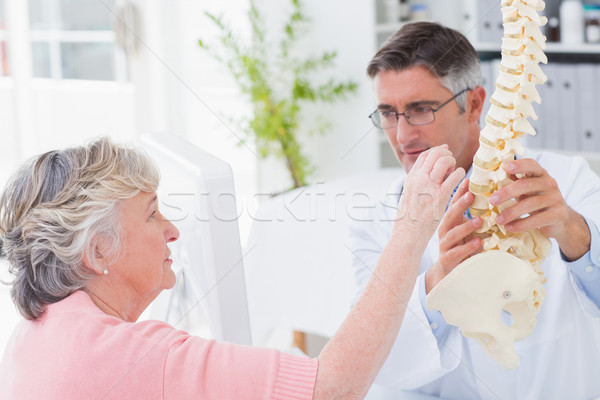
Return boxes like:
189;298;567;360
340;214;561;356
165;219;180;243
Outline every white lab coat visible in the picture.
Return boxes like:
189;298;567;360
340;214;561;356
350;151;600;399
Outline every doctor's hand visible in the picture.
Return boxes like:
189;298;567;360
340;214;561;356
425;178;483;294
394;145;465;250
489;158;590;261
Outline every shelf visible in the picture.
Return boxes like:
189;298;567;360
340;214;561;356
375;22;404;34
375;22;600;56
474;41;600;54
546;42;600;54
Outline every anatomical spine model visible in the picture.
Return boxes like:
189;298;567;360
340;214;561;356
426;0;551;370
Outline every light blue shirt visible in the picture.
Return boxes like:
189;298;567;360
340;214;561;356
349;150;600;398
420;167;600;339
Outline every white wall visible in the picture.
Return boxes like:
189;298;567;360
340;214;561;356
30;80;136;149
0;0;137;192
137;0;259;242
255;0;381;192
296;0;381;180
1;0;383;241
0;80;18;188
141;0;383;241
0;80;136;196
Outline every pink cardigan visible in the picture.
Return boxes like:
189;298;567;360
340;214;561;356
0;291;318;399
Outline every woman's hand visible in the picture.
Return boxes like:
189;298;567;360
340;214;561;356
314;145;464;400
394;145;466;244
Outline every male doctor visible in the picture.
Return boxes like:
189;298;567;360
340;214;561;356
350;22;600;399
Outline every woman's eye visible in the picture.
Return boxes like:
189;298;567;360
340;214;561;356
148;211;156;220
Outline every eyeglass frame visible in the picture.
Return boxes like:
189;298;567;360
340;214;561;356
368;88;473;129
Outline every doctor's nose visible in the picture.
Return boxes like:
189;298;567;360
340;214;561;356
394;115;418;143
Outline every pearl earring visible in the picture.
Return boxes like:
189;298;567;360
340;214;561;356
103;269;109;275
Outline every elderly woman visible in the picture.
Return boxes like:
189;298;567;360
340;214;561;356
0;138;463;399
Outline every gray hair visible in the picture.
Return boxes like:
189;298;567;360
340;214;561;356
0;137;160;319
367;22;482;111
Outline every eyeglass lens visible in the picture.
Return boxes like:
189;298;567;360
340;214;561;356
375;108;434;128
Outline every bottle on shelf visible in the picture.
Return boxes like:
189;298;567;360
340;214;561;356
584;4;600;43
560;0;585;44
410;3;430;21
399;0;412;22
547;16;560;42
382;0;400;24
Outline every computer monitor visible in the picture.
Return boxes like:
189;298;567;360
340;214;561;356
140;133;252;345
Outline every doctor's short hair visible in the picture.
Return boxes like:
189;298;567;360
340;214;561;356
0;137;160;320
367;21;482;111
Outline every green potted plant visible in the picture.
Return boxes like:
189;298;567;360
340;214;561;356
198;0;357;189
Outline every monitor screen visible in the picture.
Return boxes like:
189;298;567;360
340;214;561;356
140;133;252;345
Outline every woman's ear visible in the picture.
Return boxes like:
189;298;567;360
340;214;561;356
468;86;486;123
83;237;109;275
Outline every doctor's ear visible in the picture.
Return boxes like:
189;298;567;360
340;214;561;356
467;86;486;123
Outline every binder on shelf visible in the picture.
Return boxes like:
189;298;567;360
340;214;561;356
478;0;503;44
428;0;463;32
492;4;504;42
557;64;580;151
540;64;562;151
577;64;600;152
596;65;600;151
461;0;479;43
